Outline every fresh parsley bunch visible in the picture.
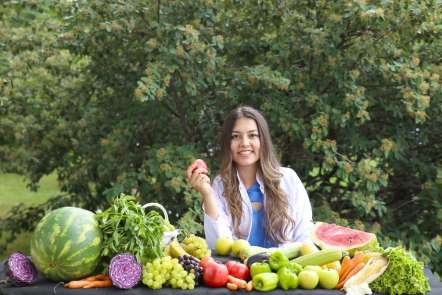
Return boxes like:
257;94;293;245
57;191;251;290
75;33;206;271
97;194;167;264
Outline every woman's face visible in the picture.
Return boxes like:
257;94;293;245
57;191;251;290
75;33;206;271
230;117;261;169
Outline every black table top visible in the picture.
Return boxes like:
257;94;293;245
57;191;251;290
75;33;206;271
1;258;441;295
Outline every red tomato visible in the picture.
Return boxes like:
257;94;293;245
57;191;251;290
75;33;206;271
199;256;215;269
225;260;250;281
203;262;229;288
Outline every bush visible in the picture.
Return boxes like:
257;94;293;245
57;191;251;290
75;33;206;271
1;0;441;277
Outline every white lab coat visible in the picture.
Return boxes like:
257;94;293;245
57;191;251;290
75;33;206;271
203;167;313;249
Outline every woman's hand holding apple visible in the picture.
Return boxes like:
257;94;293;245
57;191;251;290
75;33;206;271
187;159;213;197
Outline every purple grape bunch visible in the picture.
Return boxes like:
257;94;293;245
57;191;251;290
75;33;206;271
178;255;203;285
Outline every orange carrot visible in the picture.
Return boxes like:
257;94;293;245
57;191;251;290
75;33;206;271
83;280;113;288
228;275;247;289
339;256;351;278
338;266;352;285
350;253;365;267
84;274;109;281
336;262;365;289
246;280;253;292
226;282;238;291
64;280;90;288
338;253;364;285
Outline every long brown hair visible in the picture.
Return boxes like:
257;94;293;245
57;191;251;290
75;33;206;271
218;106;295;244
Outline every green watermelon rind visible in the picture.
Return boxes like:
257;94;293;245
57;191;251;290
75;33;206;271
311;222;378;255
30;207;103;282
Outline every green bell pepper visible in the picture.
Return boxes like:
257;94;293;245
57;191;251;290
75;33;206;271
252;272;279;292
269;250;289;271
277;266;298;290
286;261;303;274
250;262;272;278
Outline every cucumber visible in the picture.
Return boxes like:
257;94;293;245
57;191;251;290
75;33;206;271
275;242;302;259
241;242;301;262
239;246;268;261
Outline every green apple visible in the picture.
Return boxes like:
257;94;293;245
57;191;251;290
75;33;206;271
318;268;339;289
322;260;341;272
231;239;250;257
298;270;319;289
215;236;234;256
304;265;323;275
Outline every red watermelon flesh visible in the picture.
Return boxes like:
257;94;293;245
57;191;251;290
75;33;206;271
312;222;377;252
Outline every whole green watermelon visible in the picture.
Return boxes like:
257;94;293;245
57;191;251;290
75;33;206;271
30;207;103;281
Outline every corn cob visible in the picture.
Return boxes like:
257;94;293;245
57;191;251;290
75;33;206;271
291;248;343;266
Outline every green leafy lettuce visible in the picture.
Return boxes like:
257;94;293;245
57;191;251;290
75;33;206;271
370;247;431;295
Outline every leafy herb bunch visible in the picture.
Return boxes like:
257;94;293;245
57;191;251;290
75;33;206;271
97;194;168;264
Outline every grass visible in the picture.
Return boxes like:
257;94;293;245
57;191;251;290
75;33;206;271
0;173;59;260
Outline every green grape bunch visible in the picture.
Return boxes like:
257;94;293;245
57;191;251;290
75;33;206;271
181;235;211;259
142;256;195;290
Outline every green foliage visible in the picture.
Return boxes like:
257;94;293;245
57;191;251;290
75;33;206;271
0;0;441;277
100;144;205;227
0;173;59;216
0;173;61;261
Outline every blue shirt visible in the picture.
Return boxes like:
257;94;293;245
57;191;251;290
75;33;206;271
247;182;275;248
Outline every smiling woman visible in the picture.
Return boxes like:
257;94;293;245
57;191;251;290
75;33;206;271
187;106;314;250
230;117;261;170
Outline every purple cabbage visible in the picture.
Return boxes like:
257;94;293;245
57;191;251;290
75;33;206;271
108;253;141;289
4;252;38;286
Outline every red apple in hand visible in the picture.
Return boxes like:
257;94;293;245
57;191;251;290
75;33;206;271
203;262;229;288
187;159;209;178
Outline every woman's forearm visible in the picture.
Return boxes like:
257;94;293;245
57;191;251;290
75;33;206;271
201;189;220;220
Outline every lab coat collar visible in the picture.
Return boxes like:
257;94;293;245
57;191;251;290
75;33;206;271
235;169;265;194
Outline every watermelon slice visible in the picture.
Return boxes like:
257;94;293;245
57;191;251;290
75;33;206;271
311;222;378;254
